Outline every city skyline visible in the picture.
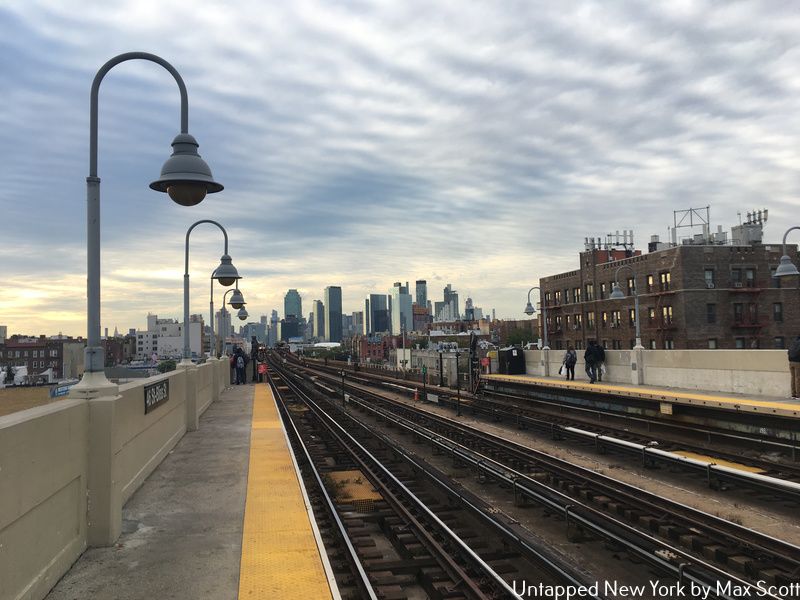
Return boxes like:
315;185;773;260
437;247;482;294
2;3;800;336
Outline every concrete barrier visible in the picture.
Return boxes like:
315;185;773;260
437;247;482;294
0;400;88;600
0;363;227;600
523;348;791;397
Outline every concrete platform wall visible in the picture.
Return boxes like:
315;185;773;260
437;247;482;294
0;400;88;600
523;348;791;395
0;362;229;600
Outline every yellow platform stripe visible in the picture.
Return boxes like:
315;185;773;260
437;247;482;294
238;384;334;599
671;451;765;474
483;374;800;414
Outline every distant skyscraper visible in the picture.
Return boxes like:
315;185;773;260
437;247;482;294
365;294;389;334
443;283;460;320
415;280;427;307
313;300;325;340
284;289;302;318
390;282;413;334
324;286;342;342
268;310;279;346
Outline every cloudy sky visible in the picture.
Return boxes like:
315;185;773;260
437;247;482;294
1;1;799;336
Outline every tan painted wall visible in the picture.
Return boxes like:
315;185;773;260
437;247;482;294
642;349;789;396
523;348;791;396
0;400;88;600
115;370;187;506
0;364;224;600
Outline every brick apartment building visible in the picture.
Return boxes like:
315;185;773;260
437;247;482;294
0;335;85;380
540;237;800;351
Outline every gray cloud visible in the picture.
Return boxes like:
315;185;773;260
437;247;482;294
1;0;800;334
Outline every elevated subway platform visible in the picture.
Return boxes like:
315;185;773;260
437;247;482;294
45;382;338;600
483;373;800;418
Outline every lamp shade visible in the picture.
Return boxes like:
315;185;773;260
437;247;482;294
609;282;625;299
774;254;800;278
229;288;246;309
150;133;223;206
213;255;240;286
237;307;249;321
523;301;535;315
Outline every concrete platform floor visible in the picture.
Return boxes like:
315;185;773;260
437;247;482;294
46;383;255;600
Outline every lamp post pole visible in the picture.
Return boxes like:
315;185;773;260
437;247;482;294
77;52;222;392
183;220;239;365
455;350;461;416
524;287;549;350
611;265;643;349
438;349;444;387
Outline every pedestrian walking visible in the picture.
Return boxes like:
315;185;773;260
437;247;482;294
584;340;598;383
562;346;577;381
788;335;800;398
235;349;246;385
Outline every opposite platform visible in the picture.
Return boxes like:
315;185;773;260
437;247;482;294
483;373;800;418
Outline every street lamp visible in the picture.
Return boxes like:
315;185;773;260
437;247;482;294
774;227;800;278
523;286;549;350
454;349;462;416
210;279;246;358
77;52;223;391
183;220;240;365
237;307;249;321
609;265;644;349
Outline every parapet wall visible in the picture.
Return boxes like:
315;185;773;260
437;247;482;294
524;348;790;396
0;358;229;600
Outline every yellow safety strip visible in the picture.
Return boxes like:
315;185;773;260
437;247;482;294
238;384;334;599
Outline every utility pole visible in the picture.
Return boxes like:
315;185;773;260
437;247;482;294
341;370;346;409
455;349;461;417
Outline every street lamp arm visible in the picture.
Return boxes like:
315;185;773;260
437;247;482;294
782;226;800;255
90;52;188;177
614;264;638;295
527;286;539;303
184;219;230;274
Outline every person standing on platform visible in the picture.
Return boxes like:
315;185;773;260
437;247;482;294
584;340;598;383
562;346;577;381
235;348;246;385
596;342;606;382
788;335;800;398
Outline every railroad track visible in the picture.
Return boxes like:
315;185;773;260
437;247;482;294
291;356;800;500
270;368;589;599
280;357;800;599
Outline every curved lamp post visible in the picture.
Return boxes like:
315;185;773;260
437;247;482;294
523;286;549;350
210;278;245;357
774;227;800;278
78;52;223;389
609;265;644;349
184;220;239;364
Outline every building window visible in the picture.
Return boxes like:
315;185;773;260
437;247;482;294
585;283;594;301
745;268;755;288
708;339;718;349
748;303;757;324
646;274;654;293
601;311;608;328
600;283;607;300
586;312;595;329
554;291;562;305
574;314;582;330
573;288;582;303
706;304;716;324
612;340;621;349
611;310;621;326
545;292;552;304
628;308;636;326
649;339;656;349
733;303;744;323
575;340;583;350
659;271;671;292
664;339;674;349
774;337;786;349
648;307;655;323
704;269;715;288
735;337;745;349
564;289;569;304
626;277;635;296
661;305;673;325
731;268;742;285
774;303;783;322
